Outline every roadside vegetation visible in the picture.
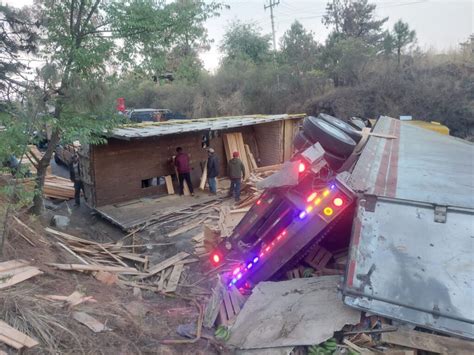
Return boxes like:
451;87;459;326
0;0;473;215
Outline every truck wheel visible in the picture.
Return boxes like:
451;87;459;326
323;150;346;171
293;131;313;152
302;116;356;157
348;117;366;130
318;113;362;142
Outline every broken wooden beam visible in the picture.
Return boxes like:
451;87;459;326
381;329;474;355
0;320;38;349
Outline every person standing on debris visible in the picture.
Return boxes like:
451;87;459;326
228;151;245;202
207;148;219;194
175;147;194;196
69;154;85;206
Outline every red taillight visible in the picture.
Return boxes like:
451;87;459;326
298;162;306;173
211;253;221;265
256;199;262;205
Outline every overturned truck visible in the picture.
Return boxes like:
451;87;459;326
211;115;474;340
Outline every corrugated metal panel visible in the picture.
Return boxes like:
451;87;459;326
349;116;474;209
344;197;474;339
112;114;305;139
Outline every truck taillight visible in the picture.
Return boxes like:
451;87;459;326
211;251;222;265
298;162;306;173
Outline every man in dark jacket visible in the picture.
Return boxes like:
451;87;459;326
175;147;194;196
206;148;219;194
227;151;245;202
69;154;85;206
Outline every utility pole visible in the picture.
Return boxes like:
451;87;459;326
264;0;280;55
264;0;280;89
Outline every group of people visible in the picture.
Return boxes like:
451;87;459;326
174;146;245;202
70;146;246;207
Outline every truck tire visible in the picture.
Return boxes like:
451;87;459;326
348;117;366;130
323;150;346;171
302;116;356;157
293;131;313;152
318;113;362;142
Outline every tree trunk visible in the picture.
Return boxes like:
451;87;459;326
31;128;61;215
397;47;401;68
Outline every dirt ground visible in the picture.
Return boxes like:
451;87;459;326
0;199;227;355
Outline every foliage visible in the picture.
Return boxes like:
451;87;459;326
220;21;272;65
0;5;39;99
322;0;387;46
279;21;319;74
383;20;416;65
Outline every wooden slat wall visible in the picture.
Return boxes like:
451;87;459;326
253;121;284;166
89;122;293;207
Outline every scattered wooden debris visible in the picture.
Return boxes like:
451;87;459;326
168;218;205;238
138;252;189;280
218;287;246;327
38;291;97;307
47;263;143;274
381;328;474;354
0;259;43;290
164;263;184;293
0;320;39;350
304;245;332;271
45;227;148;273
72;312;111;333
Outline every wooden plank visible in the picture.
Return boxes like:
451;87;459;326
164;263;184;293
283;119;296;161
253;163;283;173
73;312;111;333
0;320;38;348
244;144;258;171
138;252;189;279
0;259;29;273
0;267;43;289
381;329;474;354
0;334;24;350
57;242;90;265
47;263;141;274
45;227;100;245
164;175;174;195
117;253;147;264
199;163;207;190
230;207;250;214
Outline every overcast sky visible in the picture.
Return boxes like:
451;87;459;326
5;0;473;72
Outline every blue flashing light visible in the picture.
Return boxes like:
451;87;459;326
330;184;336;190
253;257;259;263
247;263;253;269
231;278;237;284
299;211;307;219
